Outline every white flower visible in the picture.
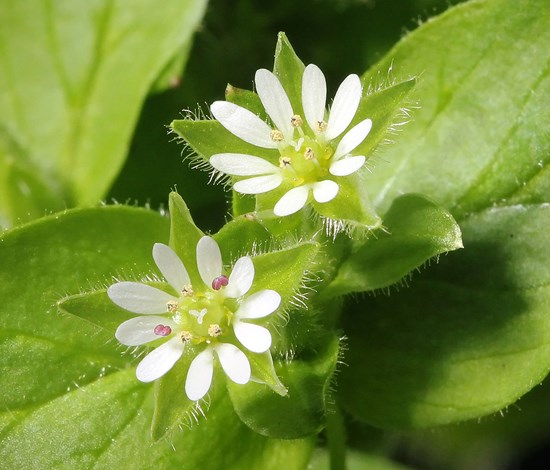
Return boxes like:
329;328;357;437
108;236;281;401
210;64;372;216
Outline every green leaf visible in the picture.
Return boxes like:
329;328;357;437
0;0;207;225
325;194;462;296
339;203;550;428
310;449;413;470
229;333;340;439
363;0;550;218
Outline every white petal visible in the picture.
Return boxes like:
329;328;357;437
329;155;366;176
313;180;340;203
135;337;184;382
185;348;214;401
210;153;279;176
234;321;272;353
107;282;175;314
333;118;372;160
211;101;276;149
225;256;254;298
302;64;327;133
197;236;222;287
214;343;251;384
255;69;294;141
115;316;176;346
273;185;310;216
325;74;362;141
234;174;283;195
236;289;281;319
152;243;190;293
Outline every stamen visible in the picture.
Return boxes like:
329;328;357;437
181;284;194;296
270;130;284;142
211;275;229;290
208;324;222;337
304;147;316;160
179;330;192;342
291;114;303;127
166;300;179;313
154;324;172;336
279;156;292;168
316;120;327;132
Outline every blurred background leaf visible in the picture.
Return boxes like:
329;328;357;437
0;0;207;229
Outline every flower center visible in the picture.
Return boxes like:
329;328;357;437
278;136;334;186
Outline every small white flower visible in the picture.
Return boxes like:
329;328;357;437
108;236;281;401
210;64;372;216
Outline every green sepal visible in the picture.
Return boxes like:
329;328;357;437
273;32;306;121
325;194;462;296
313;173;382;234
213;212;273;259
229;332;340;439
167;192;204;285
170;119;279;165
226;84;267;118
151;345;209;440
248;351;288;396
352;77;416;158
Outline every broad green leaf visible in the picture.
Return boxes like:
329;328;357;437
339;203;550;428
0;206;168;414
229;333;340;439
0;0;207;225
325;194;462;296
363;0;550;218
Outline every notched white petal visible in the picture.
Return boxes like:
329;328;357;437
313;180;339;203
302;64;327;133
135;337;185;382
107;282;175;314
236;289;281;319
210;153;279;176
234;174;283;195
325;74;362;141
333;118;372;160
273;185;310;216
152;243;190;293
330;155;366;176
185;348;215;401
214;343;251;384
197;236;223;287
115;315;176;346
211;101;276;149
225;256;254;298
234;321;272;353
255;69;294;140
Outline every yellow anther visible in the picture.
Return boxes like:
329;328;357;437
304;147;316;160
179;330;192;342
316;120;327;132
208;324;222;337
291;114;303;127
270;130;284;142
181;284;194;297
279;156;292;168
166;300;179;313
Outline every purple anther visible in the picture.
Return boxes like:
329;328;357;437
211;275;229;290
154;324;172;336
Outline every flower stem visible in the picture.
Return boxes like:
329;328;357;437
327;403;346;470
